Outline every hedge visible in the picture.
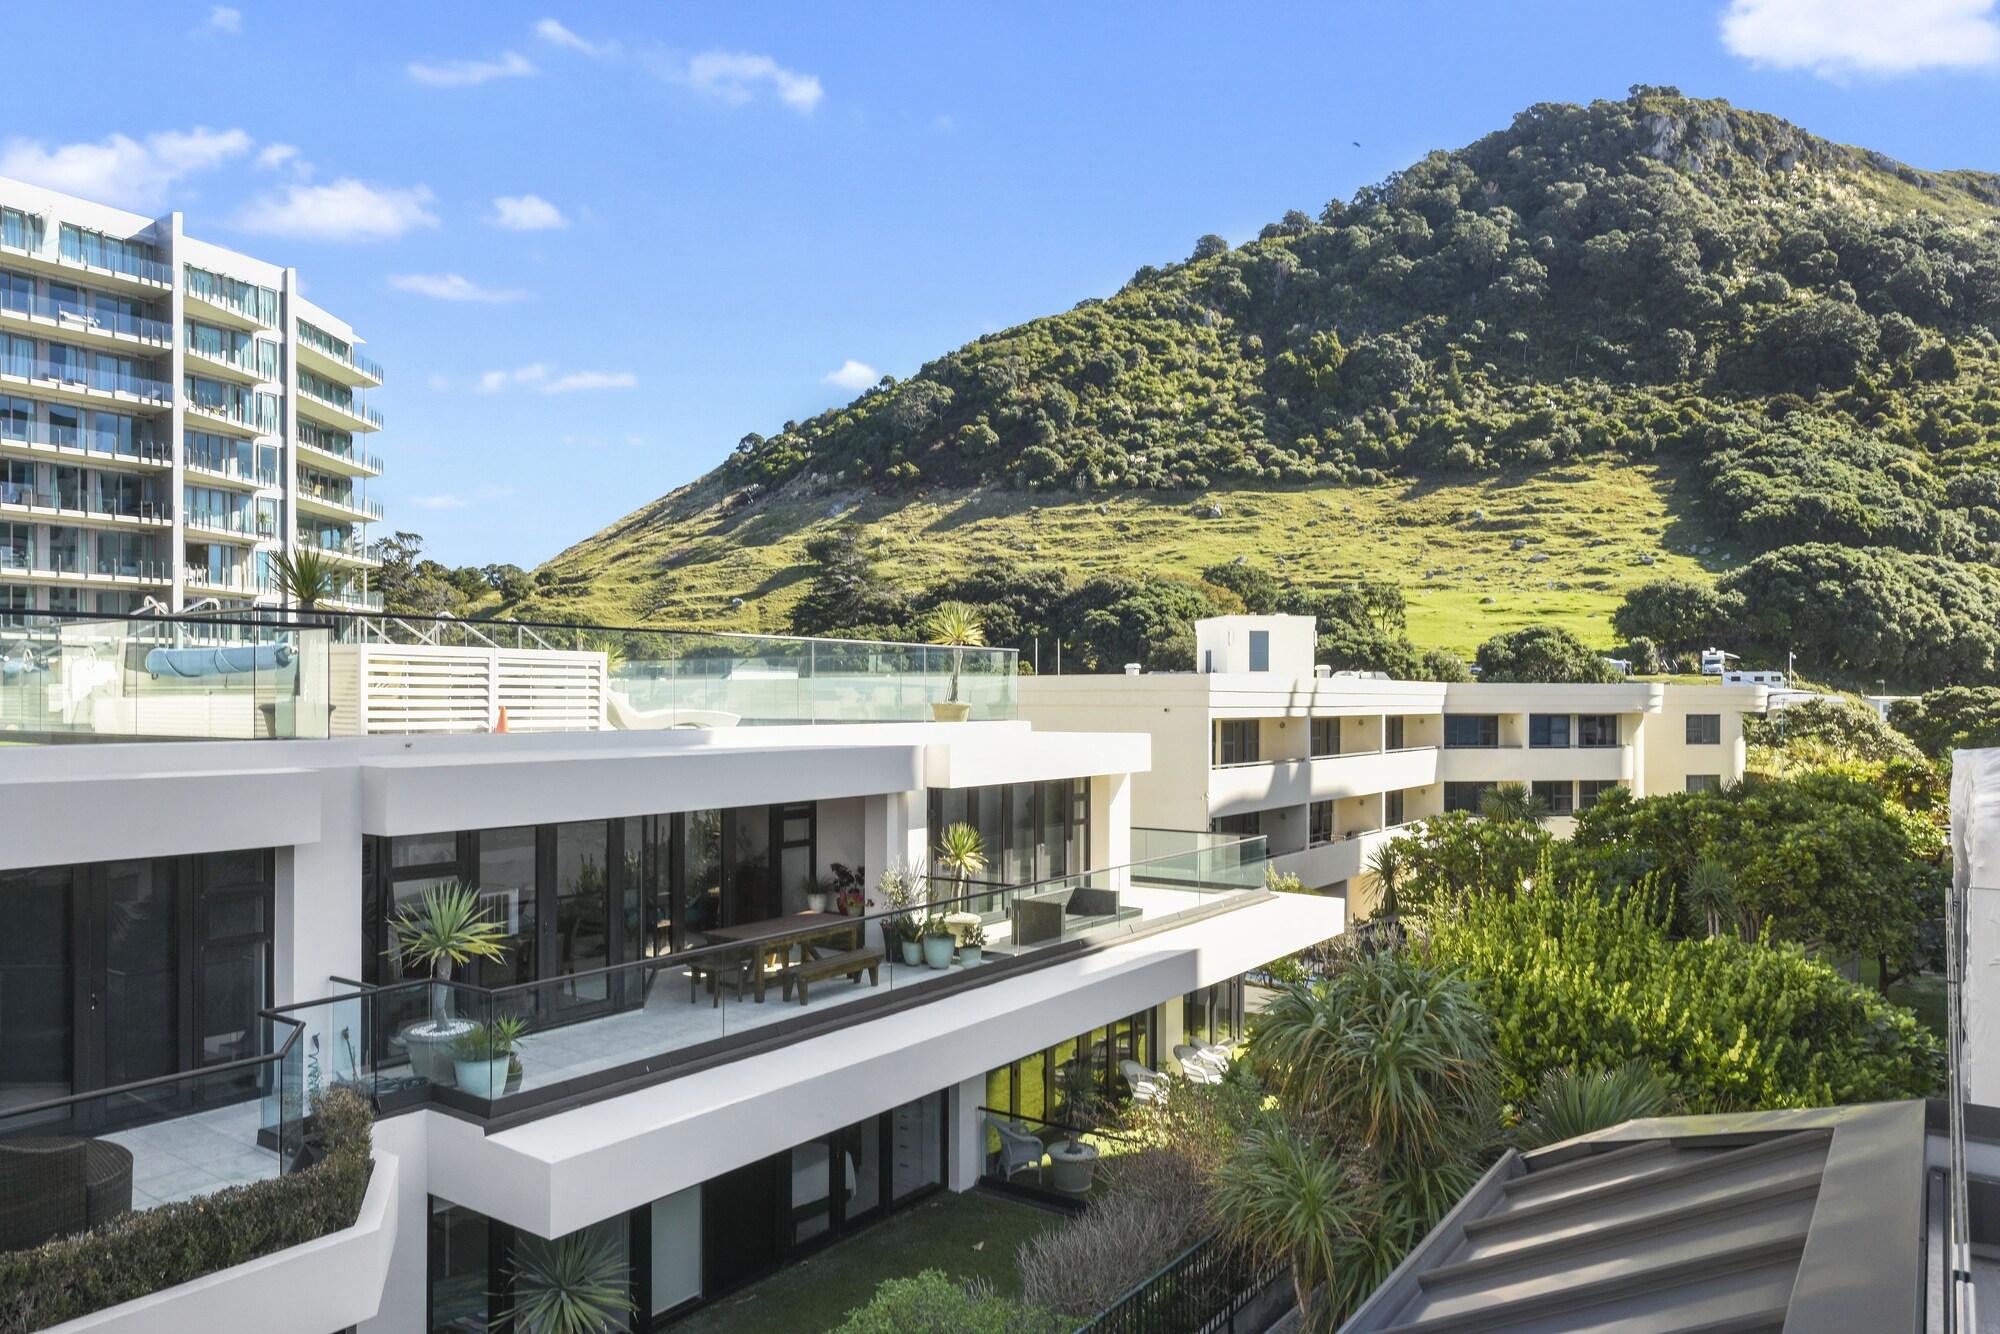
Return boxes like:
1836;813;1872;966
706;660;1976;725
0;1087;373;1333
1425;886;1944;1112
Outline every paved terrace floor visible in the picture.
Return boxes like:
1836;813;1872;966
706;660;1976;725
101;1101;274;1208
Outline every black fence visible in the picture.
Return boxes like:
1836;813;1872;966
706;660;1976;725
1076;1233;1272;1334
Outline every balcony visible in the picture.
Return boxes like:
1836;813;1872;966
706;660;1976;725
1207;745;1441;817
183;510;275;545
296;319;384;388
294;476;383;523
0;351;172;408
0;547;170;586
183;265;276;331
1438;742;1631;784
295;434;383;478
298;530;383;566
0;422;172;471
186;339;274;386
296;379;383;433
0;290;171;350
0;480;171;528
185;454;279;490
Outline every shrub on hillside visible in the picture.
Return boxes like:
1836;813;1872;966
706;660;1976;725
1889;687;2000;759
1744;696;1927;768
1474;624;1624;683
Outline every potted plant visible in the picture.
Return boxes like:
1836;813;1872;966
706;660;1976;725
1047;1065;1102;1192
805;877;831;914
504;1223;636;1334
933;821;987;912
958;918;986;966
387;880;509;1086
923;601;985;722
920;915;956;969
878;861;926;962
830;862;867;915
450;1014;525;1098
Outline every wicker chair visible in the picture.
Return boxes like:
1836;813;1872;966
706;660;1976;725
0;1136;133;1251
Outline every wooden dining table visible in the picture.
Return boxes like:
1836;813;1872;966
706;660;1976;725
703;911;866;1002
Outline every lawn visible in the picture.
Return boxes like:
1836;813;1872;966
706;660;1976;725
535;456;1730;658
671;1189;1065;1334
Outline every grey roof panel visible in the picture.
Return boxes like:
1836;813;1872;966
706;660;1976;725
1340;1101;1927;1334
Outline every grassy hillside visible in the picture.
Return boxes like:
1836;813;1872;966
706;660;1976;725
502;87;2000;676
536;456;1717;655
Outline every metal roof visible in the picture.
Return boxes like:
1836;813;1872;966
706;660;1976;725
1339;1100;1927;1334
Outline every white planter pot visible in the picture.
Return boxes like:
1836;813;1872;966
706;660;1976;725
900;938;923;967
807;892;829;913
452;1055;512;1098
960;945;983;967
922;934;955;969
1048;1140;1099;1193
400;1018;474;1085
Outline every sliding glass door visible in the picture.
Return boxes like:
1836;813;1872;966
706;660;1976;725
0;869;71;1123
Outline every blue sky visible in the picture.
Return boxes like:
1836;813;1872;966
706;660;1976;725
5;1;1998;567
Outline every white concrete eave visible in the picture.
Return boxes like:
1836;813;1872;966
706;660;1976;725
922;727;1151;789
0;764;322;871
425;891;1342;1237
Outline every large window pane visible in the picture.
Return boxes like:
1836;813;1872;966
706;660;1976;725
477;827;538;988
103;860;177;1089
890;1093;943;1200
0;869;70;1117
428;1199;490;1333
650;1187;702;1316
682;810;722;936
555;822;610;1004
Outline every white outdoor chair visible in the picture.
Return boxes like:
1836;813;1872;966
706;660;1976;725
1120;1058;1167;1105
1173;1044;1226;1084
1193;1040;1235;1071
986;1114;1046;1179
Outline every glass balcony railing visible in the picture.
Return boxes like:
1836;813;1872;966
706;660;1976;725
0;615;331;740
183;266;278;326
298;530;384;562
297;379;383;429
0;291;172;342
308;840;1265;1116
185;453;278;487
0;482;170;522
183;509;273;539
295;432;383;473
294;476;383;519
296;319;385;382
1;421;172;464
59;231;171;286
0;353;172;403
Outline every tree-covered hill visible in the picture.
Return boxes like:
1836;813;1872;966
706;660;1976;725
518;87;2000;683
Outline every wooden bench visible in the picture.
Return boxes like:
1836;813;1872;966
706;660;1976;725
781;947;884;1007
686;947;755;1008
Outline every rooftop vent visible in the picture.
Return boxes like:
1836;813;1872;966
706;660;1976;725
1124;663;1142;676
1314;664;1332;679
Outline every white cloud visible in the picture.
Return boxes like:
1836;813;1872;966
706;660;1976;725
674;51;824;113
823;359;879;390
542;370;637;393
407;50;536;88
1721;0;2000;76
477;364;636;394
389;272;527;303
490;193;567;231
0;127;250;212
254;142;301;171
535;18;611;57
206;6;241;35
238;179;439;241
425;373;452;391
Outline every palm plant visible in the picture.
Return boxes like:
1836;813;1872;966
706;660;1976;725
933;821;987;908
1365;838;1406;919
387;880;509;1030
504;1225;636;1334
1516;1060;1672;1149
1212;1123;1369;1333
924;601;986;704
1478;782;1546;824
271;546;340;612
1685;855;1738;940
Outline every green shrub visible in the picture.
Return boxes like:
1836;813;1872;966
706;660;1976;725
0;1088;373;1333
1425;884;1944;1111
832;1270;1067;1334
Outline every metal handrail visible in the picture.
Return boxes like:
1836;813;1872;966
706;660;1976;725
0;1012;303;1126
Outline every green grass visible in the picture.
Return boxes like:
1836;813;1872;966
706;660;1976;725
670;1189;1065;1334
534;456;1728;657
1858;961;1949;1043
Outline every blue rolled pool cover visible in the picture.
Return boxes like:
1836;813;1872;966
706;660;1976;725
144;644;295;679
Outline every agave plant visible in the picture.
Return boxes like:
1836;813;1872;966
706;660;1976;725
1516;1060;1672;1149
271;545;341;612
504;1224;636;1334
387;880;509;1030
923;601;986;703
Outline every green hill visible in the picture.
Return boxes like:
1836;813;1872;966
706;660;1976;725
512;87;2000;677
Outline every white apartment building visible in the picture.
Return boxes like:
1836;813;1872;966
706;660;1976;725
0;177;386;619
0;623;1339;1332
1021;615;1768;917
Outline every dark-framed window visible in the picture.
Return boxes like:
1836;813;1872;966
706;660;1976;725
1248;630;1270;672
1385;716;1405;750
1577;779;1621;810
1686;774;1723;794
1210;811;1260;837
1444;781;1494;813
1215;719;1260;765
1385;789;1406;825
929;779;1089;901
1531;780;1574;816
1577;714;1619;748
1309;717;1339;757
1443;715;1498;748
1686;713;1722;745
1528;714;1571;748
1309;800;1334;844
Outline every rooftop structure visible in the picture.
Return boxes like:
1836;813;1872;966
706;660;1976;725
0;176;387;619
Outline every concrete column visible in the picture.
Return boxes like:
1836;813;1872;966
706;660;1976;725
861;789;926;905
946;1071;987;1192
1091;772;1131;891
360;1114;428;1334
275;768;364;1078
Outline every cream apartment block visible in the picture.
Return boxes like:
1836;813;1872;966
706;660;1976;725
1020;615;1768;916
0;176;386;617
